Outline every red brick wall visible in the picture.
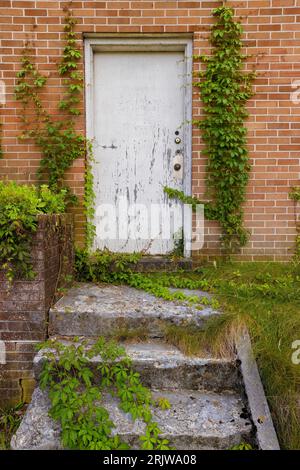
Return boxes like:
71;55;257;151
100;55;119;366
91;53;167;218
0;214;73;405
0;0;299;260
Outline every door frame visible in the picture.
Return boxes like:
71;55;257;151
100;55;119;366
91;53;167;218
84;37;193;256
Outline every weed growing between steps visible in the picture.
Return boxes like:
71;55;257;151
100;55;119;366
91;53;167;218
230;442;253;450
37;337;173;450
164;324;233;358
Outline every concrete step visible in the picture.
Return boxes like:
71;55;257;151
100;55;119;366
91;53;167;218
11;386;253;450
34;340;241;393
49;283;219;338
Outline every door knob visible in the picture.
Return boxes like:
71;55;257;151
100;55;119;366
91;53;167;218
174;163;181;171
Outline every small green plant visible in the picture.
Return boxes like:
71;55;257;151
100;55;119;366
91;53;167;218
289;187;300;202
230;442;253;450
0;402;25;450
168;228;185;259
0;181;67;283
38;337;173;450
156;397;171;411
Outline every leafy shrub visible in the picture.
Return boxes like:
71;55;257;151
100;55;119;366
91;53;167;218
0;181;67;282
75;248;142;283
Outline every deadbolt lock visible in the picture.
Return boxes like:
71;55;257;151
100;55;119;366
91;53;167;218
175;137;181;144
174;163;181;171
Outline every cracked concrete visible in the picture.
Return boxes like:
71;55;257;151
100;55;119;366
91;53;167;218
49;283;219;338
11;386;252;450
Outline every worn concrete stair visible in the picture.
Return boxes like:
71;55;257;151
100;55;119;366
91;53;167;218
34;341;241;393
11;340;253;450
49;283;219;338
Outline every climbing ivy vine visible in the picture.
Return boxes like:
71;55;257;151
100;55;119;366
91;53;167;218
15;13;85;192
15;11;96;248
38;337;173;450
195;5;255;250
166;6;255;252
84;141;96;252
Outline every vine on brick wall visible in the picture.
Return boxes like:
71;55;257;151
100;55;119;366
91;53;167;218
15;11;96;248
84;141;96;251
165;6;255;252
15;13;85;192
195;5;255;251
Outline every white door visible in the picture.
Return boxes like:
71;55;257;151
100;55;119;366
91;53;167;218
93;50;187;254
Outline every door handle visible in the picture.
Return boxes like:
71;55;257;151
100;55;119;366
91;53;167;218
173;153;183;180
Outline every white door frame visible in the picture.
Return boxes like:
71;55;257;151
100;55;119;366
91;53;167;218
84;37;193;256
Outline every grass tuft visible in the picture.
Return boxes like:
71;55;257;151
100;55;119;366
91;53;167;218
0;402;25;450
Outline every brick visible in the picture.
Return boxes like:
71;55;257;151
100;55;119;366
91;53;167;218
178;2;201;7
107;17;130;24
0;215;74;406
24;9;47;16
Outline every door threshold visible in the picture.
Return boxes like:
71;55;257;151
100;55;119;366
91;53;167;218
133;256;192;273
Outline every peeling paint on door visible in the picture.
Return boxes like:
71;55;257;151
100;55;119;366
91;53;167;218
93;51;186;254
